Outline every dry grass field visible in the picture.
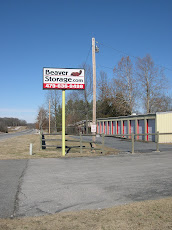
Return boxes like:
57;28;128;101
0;133;118;160
0;197;171;230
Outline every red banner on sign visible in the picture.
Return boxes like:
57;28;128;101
43;83;85;89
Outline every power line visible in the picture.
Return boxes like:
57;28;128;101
98;64;114;70
99;42;172;72
98;64;151;76
83;45;92;66
98;64;137;76
99;42;135;59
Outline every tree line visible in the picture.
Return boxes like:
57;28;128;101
0;117;27;133
36;54;172;132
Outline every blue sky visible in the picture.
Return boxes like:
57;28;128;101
0;0;172;123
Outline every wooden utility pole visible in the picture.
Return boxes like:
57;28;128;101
49;99;51;134
92;37;96;147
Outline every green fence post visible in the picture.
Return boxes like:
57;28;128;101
40;131;42;150
156;131;160;152
102;133;105;154
80;132;83;154
132;133;134;154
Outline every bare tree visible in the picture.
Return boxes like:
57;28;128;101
98;71;110;100
67;64;93;134
113;56;136;113
96;70;131;118
0;121;8;133
36;107;48;131
97;71;112;117
46;90;61;131
150;94;172;113
0;118;27;133
136;54;167;113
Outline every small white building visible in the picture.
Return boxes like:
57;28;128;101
96;111;172;143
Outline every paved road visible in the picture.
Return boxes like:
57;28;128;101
0;152;171;218
0;159;28;218
76;135;172;153
0;129;36;141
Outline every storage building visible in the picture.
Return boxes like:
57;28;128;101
97;111;172;143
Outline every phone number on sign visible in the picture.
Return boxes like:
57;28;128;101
43;83;85;89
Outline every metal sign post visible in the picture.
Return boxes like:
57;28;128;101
62;89;65;156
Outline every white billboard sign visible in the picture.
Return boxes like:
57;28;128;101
43;68;85;90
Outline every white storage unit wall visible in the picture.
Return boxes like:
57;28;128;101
156;112;172;143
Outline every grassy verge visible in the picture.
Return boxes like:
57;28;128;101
0;197;171;230
0;134;119;160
